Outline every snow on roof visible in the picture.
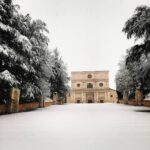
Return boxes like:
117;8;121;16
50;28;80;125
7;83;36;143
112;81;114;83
0;70;20;85
109;88;116;91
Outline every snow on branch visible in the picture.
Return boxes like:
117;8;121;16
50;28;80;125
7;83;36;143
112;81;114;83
0;22;12;32
0;44;36;73
0;22;32;54
0;70;20;85
0;44;16;58
0;0;4;3
16;32;32;53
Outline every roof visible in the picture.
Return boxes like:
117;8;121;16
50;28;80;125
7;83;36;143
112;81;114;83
71;70;109;74
109;88;116;91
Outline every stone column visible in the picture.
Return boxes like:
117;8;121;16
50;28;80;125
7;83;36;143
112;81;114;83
71;91;75;103
94;92;97;103
82;92;86;103
97;92;99;103
9;88;20;113
135;89;143;106
123;90;128;104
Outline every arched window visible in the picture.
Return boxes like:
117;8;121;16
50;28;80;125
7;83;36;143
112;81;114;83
87;83;93;88
87;74;92;78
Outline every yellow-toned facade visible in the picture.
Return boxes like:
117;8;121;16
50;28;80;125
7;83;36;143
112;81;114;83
67;71;117;103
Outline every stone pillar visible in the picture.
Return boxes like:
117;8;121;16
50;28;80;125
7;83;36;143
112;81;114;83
53;92;58;104
39;96;44;108
9;88;20;113
135;89;143;106
123;90;128;104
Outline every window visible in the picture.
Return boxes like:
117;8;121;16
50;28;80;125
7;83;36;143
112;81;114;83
77;83;80;87
87;83;93;88
99;83;103;87
87;74;92;78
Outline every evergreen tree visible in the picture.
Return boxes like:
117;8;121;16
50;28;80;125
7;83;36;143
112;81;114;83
50;49;69;101
0;0;34;103
0;0;69;103
116;5;150;99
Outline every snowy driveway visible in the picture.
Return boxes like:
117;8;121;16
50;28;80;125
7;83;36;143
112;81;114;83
0;103;150;150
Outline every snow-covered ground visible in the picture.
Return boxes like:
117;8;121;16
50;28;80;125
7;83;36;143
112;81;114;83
0;103;150;150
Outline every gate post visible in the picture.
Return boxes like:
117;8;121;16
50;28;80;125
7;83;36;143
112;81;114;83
9;88;20;113
123;90;128;104
39;95;44;108
135;89;143;106
53;92;58;104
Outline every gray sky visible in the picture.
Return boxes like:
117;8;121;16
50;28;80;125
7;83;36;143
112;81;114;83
15;0;150;89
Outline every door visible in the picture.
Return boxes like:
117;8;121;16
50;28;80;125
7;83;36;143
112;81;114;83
86;93;94;103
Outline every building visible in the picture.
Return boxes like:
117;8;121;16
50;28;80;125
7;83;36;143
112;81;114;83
67;71;117;103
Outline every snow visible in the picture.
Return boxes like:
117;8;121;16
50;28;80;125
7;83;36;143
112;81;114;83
21;63;28;71
17;33;32;53
0;70;19;85
0;44;35;73
0;103;150;150
0;22;11;32
0;0;4;4
0;22;32;54
0;44;16;58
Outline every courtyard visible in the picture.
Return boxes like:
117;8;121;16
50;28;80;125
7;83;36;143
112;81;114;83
0;103;150;150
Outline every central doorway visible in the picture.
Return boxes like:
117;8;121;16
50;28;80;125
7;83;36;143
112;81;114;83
87;99;93;103
77;100;81;103
86;93;94;103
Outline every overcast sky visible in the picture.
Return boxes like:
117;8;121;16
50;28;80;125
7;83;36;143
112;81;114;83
15;0;150;89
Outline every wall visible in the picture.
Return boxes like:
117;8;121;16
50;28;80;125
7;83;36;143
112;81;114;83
44;101;54;107
19;102;40;112
106;89;118;103
127;100;137;106
0;104;9;114
0;101;54;115
71;71;109;90
143;100;150;107
66;96;71;103
118;99;150;107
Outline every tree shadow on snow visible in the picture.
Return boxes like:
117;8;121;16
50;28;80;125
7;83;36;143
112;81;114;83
134;110;150;113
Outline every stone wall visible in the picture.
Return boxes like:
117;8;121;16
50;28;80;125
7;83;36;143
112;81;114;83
0;104;9;114
119;99;150;108
19;102;40;112
0;88;55;115
127;100;137;106
44;101;54;107
0;101;54;115
143;100;150;107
